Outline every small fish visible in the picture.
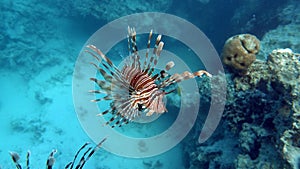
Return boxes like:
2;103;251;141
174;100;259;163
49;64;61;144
86;26;211;128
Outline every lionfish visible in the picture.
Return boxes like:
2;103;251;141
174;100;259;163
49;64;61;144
9;138;106;169
86;27;211;128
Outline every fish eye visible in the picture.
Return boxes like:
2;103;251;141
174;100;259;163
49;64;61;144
137;103;144;111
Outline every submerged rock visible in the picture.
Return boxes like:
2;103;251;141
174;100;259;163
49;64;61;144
183;48;300;169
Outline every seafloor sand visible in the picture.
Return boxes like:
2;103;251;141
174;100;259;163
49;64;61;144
0;65;184;168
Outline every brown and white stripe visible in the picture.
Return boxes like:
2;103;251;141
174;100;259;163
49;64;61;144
86;26;211;128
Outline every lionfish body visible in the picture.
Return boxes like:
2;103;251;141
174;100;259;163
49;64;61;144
86;27;211;128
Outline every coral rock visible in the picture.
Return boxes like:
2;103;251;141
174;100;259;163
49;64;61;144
222;34;260;74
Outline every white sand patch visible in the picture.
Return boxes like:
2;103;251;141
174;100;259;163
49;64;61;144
0;64;184;168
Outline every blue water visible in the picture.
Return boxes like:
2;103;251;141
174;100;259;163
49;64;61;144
1;0;299;168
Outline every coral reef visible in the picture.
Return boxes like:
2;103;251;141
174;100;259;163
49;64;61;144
260;24;300;59
229;0;288;37
50;0;172;22
228;49;300;169
270;49;300;169
258;0;300;60
278;0;300;25
221;34;260;75
1;1;299;169
0;1;77;81
183;48;300;169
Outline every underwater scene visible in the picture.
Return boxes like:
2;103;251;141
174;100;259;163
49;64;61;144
1;0;300;168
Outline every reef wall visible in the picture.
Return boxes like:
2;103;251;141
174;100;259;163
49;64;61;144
183;48;300;169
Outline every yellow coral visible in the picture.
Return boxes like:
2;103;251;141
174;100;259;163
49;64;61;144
222;34;260;75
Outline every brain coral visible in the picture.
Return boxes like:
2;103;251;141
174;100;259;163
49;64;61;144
221;34;260;75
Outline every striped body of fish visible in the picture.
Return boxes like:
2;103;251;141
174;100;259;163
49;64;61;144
86;27;211;128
